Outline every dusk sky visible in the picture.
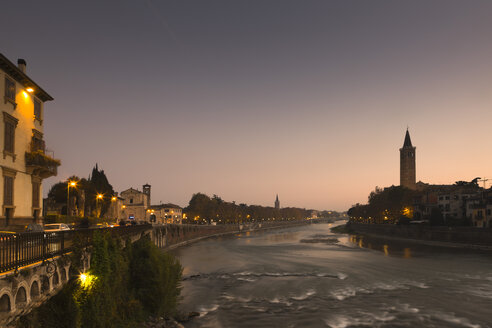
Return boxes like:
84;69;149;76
2;0;492;211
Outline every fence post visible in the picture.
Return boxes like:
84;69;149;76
61;231;65;254
15;233;20;271
42;233;46;263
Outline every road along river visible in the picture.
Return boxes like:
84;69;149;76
173;221;492;327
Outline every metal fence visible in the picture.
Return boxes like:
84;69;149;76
0;224;151;274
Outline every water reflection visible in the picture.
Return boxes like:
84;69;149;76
349;234;412;259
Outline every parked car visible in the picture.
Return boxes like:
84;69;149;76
25;223;44;232
44;223;71;232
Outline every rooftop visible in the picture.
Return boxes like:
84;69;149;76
0;53;53;102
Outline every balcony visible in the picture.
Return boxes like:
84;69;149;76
25;143;61;178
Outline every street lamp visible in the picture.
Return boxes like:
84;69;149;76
67;180;77;221
96;194;103;218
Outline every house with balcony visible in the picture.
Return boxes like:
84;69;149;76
0;54;60;228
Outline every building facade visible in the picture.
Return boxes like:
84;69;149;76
0;55;59;228
400;129;416;190
120;187;149;222
147;204;183;224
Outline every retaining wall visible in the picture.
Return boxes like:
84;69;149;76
349;223;492;247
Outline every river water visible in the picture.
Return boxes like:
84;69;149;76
173;221;492;327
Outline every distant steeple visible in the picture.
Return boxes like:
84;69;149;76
275;194;280;210
400;129;416;190
403;129;413;148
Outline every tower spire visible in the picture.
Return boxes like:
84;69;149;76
403;129;413;147
275;194;280;210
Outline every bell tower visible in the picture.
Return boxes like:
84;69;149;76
143;184;151;207
400;129;416;190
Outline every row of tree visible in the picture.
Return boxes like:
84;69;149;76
183;192;339;224
348;186;417;224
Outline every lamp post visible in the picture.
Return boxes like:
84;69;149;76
67;180;77;222
96;194;103;218
111;196;117;221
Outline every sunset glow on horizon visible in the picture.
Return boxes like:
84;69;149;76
2;0;492;211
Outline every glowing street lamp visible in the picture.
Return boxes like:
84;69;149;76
67;180;77;220
96;194;103;218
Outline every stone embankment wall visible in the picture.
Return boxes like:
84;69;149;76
153;221;311;249
0;257;78;326
349;223;492;247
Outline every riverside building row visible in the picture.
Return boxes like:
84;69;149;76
402;130;492;227
350;130;492;228
0;54;59;229
400;130;492;227
116;184;183;224
45;183;184;225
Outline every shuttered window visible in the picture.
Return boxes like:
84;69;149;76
4;120;14;153
3;176;13;206
4;77;15;101
3;112;18;154
34;98;42;121
32;182;40;208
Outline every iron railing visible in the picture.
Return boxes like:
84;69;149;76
0;224;151;274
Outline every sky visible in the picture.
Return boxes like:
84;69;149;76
1;0;492;211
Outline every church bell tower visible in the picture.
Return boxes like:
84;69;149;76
400;129;416;190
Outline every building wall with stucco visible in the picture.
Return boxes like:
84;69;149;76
0;55;58;228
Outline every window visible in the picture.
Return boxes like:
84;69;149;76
31;130;45;152
3;112;18;157
3;176;14;206
34;98;42;122
4;77;15;103
130;198;133;204
32;181;40;208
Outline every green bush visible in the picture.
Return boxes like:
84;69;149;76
17;231;182;328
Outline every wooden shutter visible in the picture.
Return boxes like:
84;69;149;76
34;99;41;120
3;176;13;206
32;182;40;208
4;121;13;153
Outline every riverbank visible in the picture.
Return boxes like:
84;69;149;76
340;222;492;250
165;220;320;250
176;221;492;327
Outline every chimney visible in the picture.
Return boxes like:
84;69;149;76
17;59;27;73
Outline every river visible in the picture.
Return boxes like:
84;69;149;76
173;221;492;327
